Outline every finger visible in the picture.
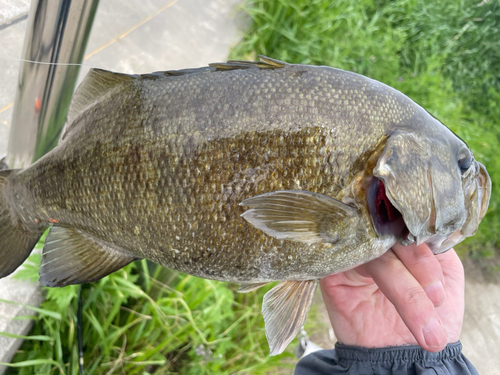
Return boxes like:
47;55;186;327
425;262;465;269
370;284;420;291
435;249;464;288
392;242;446;307
435;249;465;343
363;250;448;352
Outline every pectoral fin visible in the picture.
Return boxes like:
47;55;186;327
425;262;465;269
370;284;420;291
240;190;357;244
263;280;318;356
40;226;139;287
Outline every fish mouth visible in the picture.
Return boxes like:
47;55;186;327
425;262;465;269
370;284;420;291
367;177;409;241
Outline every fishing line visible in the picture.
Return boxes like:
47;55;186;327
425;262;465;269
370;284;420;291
77;284;84;375
0;0;181;71
0;55;99;68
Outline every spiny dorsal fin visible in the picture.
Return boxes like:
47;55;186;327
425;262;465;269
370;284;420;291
68;56;286;127
209;55;287;71
258;55;287;67
157;66;216;77
151;56;286;78
64;56;287;140
66;69;137;127
39;226;139;287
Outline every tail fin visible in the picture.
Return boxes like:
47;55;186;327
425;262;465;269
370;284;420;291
0;170;42;279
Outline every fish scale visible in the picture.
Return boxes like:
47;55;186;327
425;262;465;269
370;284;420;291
0;56;490;355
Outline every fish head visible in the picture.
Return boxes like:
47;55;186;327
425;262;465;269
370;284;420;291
369;129;491;254
425;160;491;253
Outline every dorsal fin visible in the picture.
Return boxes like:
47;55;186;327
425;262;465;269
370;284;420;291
63;56;288;141
70;56;286;119
157;66;216;77
66;69;137;130
70;56;286;122
152;56;286;77
209;55;287;71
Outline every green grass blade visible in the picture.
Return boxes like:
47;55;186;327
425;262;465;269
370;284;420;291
0;331;53;341
0;359;64;374
0;298;62;320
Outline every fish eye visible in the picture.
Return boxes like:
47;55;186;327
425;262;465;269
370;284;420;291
458;149;472;174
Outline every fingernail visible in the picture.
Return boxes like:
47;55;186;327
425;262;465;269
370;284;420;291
422;318;447;348
424;281;446;307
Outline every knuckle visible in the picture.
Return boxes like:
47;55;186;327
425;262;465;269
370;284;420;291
408;250;435;267
401;286;428;307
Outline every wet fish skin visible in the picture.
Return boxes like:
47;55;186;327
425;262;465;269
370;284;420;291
4;59;404;281
0;56;491;355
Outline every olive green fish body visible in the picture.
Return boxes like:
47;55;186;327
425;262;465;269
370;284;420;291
0;56;491;355
7;62;410;280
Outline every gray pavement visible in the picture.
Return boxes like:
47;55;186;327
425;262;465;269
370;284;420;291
1;0;500;374
0;274;43;374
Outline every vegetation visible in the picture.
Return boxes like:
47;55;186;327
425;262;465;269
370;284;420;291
4;249;295;374
3;0;500;373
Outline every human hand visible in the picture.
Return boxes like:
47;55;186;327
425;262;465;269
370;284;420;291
320;243;464;352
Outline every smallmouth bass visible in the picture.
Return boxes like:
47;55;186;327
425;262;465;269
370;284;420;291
0;56;491;355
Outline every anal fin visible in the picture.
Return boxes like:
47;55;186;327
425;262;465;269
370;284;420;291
40;226;140;287
263;279;318;356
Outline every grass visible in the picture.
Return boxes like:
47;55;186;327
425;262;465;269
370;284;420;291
5;253;296;374
3;0;500;373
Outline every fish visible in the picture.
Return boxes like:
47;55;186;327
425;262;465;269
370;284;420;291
0;56;491;355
